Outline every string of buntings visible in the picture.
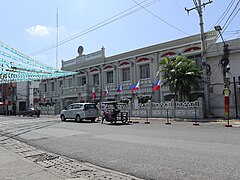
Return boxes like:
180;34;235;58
0;40;77;83
0;58;47;74
0;41;61;72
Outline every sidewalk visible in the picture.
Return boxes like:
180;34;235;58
0;145;68;180
0;136;140;180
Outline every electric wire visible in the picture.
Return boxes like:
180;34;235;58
31;0;162;56
131;0;189;35
224;29;240;34
223;9;240;33
212;0;236;28
204;0;240;54
222;0;240;32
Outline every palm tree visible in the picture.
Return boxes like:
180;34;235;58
157;56;201;101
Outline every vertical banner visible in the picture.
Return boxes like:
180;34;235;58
223;87;230;118
224;96;230;117
237;85;240;114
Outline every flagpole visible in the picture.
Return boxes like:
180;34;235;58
56;8;59;69
151;83;154;100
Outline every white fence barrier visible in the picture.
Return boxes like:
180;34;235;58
37;98;203;119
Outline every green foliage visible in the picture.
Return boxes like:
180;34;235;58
119;98;130;104
157;56;201;100
137;95;151;103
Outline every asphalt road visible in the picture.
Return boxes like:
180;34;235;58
1;115;240;180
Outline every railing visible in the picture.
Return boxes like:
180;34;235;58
38;98;204;119
38;106;55;115
130;98;203;119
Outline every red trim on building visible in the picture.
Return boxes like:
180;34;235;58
90;68;100;72
103;65;114;70
161;52;177;57
119;61;130;66
184;47;201;52
136;57;150;62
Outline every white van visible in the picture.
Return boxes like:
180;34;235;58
60;103;99;122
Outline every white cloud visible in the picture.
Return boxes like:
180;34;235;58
26;25;54;37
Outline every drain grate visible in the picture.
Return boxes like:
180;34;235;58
50;161;89;175
19;149;46;158
50;161;138;180
0;138;16;145
11;144;37;153
36;156;72;168
27;153;59;162
70;169;96;178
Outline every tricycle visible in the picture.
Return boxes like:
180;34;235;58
100;101;128;124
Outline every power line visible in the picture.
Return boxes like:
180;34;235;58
131;0;189;35
205;1;240;53
31;0;161;56
222;0;240;32
212;0;236;28
222;3;240;32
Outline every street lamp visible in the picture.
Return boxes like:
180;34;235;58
214;25;231;127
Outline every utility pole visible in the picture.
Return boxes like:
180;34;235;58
214;25;231;126
185;0;212;117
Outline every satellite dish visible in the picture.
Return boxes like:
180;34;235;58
78;46;84;55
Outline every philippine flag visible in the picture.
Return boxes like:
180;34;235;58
153;80;161;91
92;87;96;98
117;84;122;92
130;81;140;92
43;94;46;103
104;86;109;97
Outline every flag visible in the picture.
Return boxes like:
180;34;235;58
153;80;161;91
117;84;122;92
130;81;140;92
43;94;46;103
104;86;109;97
92;87;96;98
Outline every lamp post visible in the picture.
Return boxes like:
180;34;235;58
214;25;232;127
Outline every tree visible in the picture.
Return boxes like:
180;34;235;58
157;56;201;101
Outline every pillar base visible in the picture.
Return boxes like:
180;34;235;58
132;121;139;124
193;123;200;126
165;122;171;125
225;124;232;127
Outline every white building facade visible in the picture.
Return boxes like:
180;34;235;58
39;31;240;118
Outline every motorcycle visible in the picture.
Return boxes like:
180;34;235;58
101;101;128;124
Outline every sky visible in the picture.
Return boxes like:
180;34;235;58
1;0;239;69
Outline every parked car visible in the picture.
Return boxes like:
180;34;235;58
60;103;99;122
19;107;40;117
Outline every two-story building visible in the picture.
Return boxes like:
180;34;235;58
40;31;225;116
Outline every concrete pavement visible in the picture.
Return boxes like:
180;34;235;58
0;143;68;180
0;135;141;180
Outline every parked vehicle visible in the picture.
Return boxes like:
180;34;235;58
19;107;40;117
60;103;99;122
101;101;128;124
